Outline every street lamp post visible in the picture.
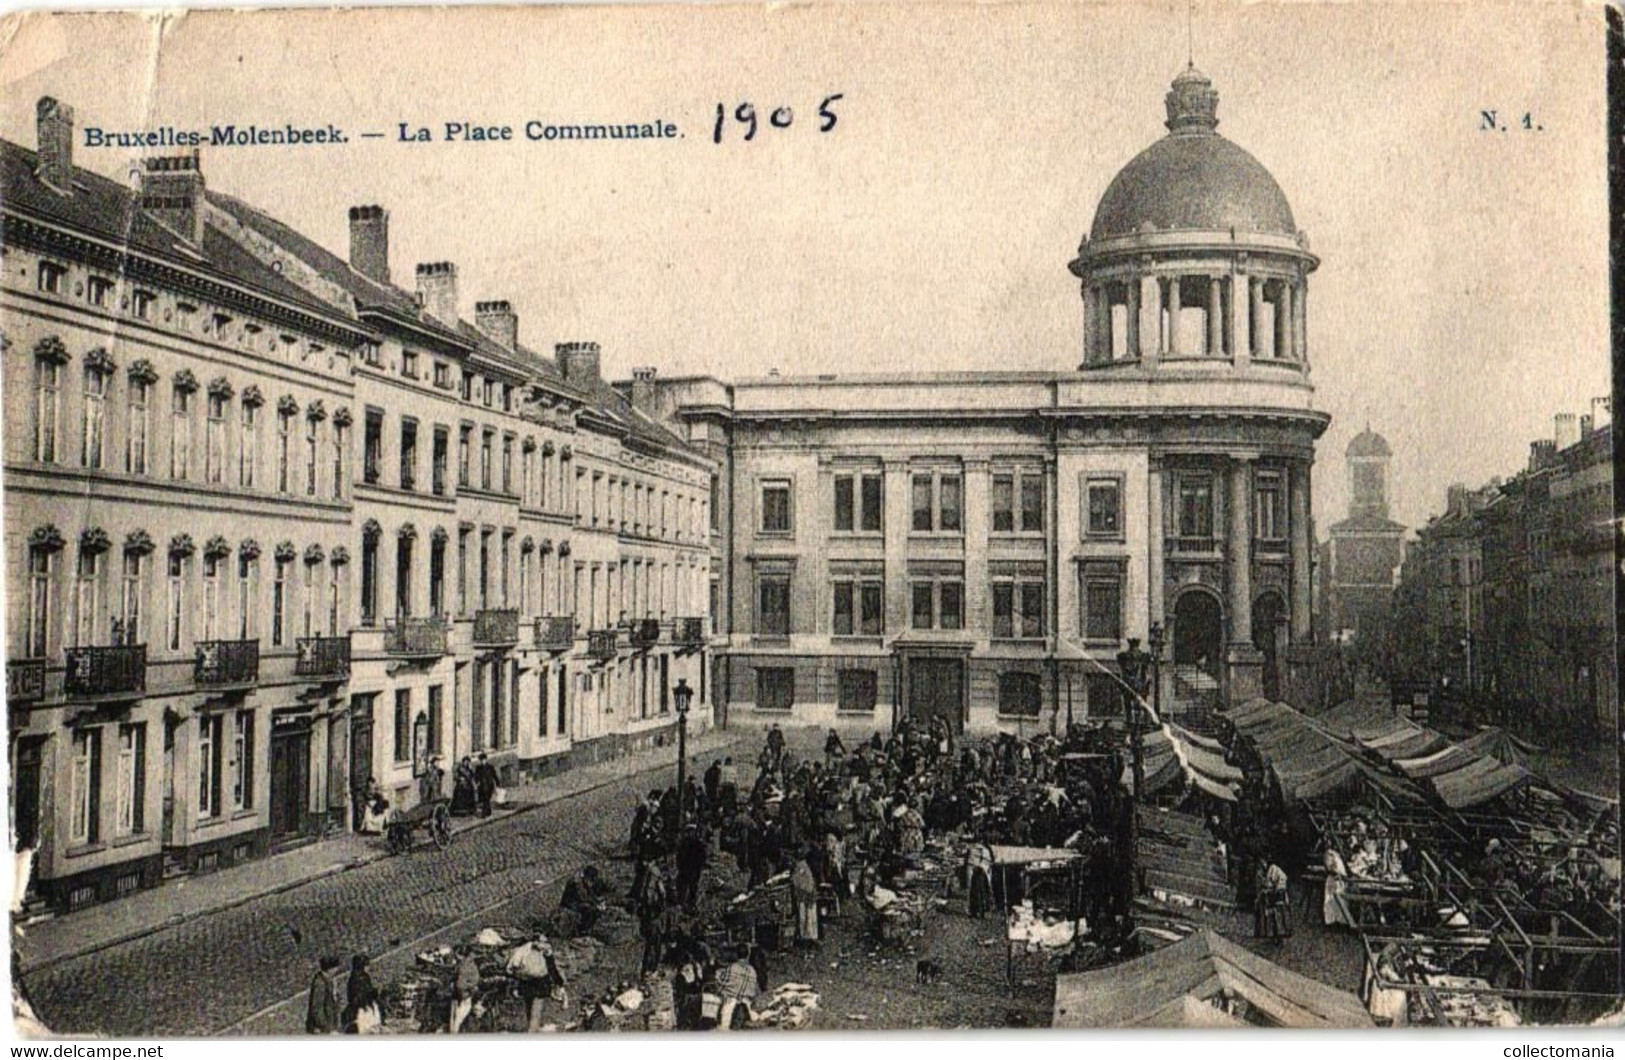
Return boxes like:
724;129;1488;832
1114;622;1164;915
673;677;693;834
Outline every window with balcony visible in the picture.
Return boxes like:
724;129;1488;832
1085;477;1123;539
238;556;257;640
396;535;414;618
457;529;470;616
433;426;449;496
430;536;446;615
479;531;492;611
115;723;145;837
34;357;60;464
70;728;101;845
202;554;223;641
363;409;383;485
757;573;791;636
127;379;150;475
756;667;794;711
360;535;379;627
832;472;882;533
832;578;883;637
73;549;101;647
399;418;418;491
83;368;108;470
27;547;54;658
327;563;341;635
120;553;143;646
760;480;792;535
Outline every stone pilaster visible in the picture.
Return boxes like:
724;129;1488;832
1290;461;1313;642
1227;456;1263;702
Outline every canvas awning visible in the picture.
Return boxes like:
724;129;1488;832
1432;758;1534;809
1052;929;1374;1028
1394;744;1481;780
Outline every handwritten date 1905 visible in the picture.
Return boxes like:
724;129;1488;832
712;94;844;144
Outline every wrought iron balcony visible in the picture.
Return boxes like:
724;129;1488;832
195;639;260;686
587;629;619;661
385;616;450;657
295;636;351;679
673;617;706;647
1168;536;1220;555
535;616;575;652
474;609;520;647
64;644;146;698
630;618;661;650
7;658;46;704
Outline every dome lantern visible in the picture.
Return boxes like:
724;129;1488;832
1165;65;1219;135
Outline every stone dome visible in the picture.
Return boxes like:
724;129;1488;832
1088;67;1298;243
1347;428;1391;458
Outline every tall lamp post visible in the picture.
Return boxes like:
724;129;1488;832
673;677;693;834
1115;622;1164;913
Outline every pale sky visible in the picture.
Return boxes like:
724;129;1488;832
0;2;1610;531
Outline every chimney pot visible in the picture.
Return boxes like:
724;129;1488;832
36;97;75;195
475;300;518;350
556;341;602;385
348;204;390;283
415;261;459;324
139;148;205;245
630;366;658;413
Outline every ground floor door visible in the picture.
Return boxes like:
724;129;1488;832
269;728;311;839
350;698;374;832
12;737;43;851
907;657;965;732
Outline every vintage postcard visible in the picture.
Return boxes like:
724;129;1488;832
0;0;1618;1038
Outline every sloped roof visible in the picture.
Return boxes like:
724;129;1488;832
1053;929;1373;1028
3;142;355;327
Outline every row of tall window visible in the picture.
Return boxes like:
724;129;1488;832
22;532;342;659
753;565;1125;643
357;526;576;625
570;558;709;631
751;666;1045;718
65;709;253;848
30;341;349;501
576;467;707;544
757;468;1290;543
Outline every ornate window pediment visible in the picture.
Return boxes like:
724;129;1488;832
398;523;418;542
277;394;299;417
240;385;265;408
520;536;535;554
332;406;353;428
172;369;199;394
330;545;350;566
33;335;70;366
124;529;156;556
29;525;65;553
557;539;572;558
127;359;159;386
274;540;297;563
207;376;234;400
304;544;325;565
538;537;554;555
203;535;232;560
306;399;327;422
361;519;382;543
239;539;262;561
169;533;196;558
84;347;116;376
79;527;112;555
430;526;449;546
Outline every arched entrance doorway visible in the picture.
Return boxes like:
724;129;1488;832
1171;590;1224;721
1252;592;1287;701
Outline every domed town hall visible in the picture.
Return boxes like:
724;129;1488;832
639;66;1329;732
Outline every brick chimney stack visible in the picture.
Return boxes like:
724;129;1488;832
348;205;390;283
630;366;658;413
475;300;518;350
557;342;602;385
140;151;206;246
36;97;74;195
415;262;459;325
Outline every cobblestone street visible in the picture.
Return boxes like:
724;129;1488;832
16;735;739;1037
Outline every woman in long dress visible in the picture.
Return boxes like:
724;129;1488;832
791;852;821;947
1322;846;1353;928
1254;862;1292;941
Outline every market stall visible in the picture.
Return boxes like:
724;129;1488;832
992;844;1084;984
1053;928;1374;1028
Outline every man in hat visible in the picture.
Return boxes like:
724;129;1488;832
507;930;564;1033
418;755;445;806
474;752;499;817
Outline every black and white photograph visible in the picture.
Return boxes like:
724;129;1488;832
0;0;1619;1038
